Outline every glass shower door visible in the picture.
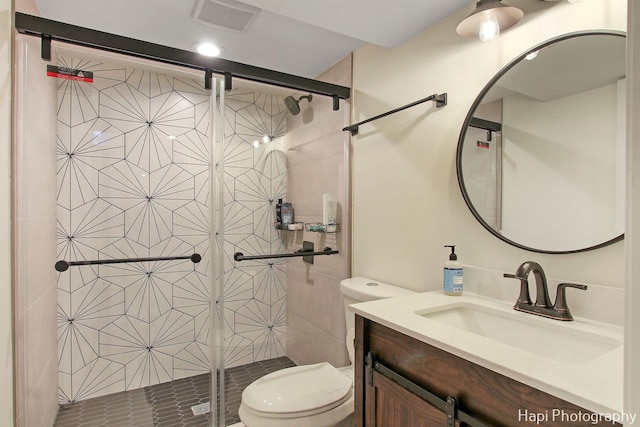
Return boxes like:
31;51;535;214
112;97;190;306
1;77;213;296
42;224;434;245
47;44;225;426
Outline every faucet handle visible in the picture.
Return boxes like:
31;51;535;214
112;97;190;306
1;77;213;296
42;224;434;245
552;283;588;321
503;273;532;306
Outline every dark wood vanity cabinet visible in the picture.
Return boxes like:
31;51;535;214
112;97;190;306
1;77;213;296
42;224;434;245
354;315;619;427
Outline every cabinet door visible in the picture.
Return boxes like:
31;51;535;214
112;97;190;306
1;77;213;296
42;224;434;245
356;317;620;427
366;370;460;427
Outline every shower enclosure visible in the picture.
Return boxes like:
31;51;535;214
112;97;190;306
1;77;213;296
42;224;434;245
14;35;228;425
14;13;351;427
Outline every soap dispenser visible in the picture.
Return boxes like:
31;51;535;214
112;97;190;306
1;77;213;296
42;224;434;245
443;245;463;296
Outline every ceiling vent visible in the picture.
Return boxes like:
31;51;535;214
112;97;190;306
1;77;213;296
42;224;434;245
193;0;261;32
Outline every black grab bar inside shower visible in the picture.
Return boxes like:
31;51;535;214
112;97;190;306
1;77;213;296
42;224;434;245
54;253;202;272
233;248;338;262
234;242;338;265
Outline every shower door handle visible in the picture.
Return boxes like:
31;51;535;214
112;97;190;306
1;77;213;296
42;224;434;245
54;253;202;272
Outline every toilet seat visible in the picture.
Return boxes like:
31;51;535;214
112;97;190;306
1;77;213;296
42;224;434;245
241;362;352;418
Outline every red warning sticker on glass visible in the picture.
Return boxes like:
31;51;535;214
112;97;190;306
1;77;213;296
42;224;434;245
46;65;94;83
477;141;490;149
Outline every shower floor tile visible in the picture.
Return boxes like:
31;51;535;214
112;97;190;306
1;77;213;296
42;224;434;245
53;357;296;427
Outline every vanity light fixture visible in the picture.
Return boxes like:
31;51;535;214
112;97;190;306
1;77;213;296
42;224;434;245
456;0;524;42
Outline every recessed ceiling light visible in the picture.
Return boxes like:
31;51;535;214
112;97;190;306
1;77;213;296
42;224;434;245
195;42;223;57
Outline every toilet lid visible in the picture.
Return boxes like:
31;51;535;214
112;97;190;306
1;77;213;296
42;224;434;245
241;362;352;415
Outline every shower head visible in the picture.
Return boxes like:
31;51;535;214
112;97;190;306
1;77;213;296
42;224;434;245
284;94;313;115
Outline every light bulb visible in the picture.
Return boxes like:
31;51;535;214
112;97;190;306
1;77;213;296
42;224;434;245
196;42;221;57
478;10;500;42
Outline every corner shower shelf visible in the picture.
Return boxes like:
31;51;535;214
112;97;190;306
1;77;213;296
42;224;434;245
305;223;340;233
274;222;304;231
274;222;340;233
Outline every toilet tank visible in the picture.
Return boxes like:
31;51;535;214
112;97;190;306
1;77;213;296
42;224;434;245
340;277;415;335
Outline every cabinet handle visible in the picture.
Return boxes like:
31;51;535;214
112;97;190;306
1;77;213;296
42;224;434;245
445;396;457;427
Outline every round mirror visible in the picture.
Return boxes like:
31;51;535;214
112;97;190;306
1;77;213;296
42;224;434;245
456;32;625;254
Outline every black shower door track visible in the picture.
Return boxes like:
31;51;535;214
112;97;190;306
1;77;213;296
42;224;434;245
14;12;351;101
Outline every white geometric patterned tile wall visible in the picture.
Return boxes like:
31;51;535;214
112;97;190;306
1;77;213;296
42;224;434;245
55;56;288;403
220;92;288;368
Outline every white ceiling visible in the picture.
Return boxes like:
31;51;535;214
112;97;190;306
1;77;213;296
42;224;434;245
32;0;472;79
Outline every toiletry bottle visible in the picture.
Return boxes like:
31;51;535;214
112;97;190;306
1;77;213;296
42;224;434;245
322;192;334;226
281;201;293;228
443;245;463;296
275;198;283;229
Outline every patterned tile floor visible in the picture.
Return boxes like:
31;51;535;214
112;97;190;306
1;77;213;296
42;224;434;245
53;357;296;427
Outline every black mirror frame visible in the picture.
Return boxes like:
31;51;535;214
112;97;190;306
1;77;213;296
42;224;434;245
456;30;626;254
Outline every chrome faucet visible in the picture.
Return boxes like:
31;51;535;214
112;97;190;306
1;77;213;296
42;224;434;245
503;261;587;321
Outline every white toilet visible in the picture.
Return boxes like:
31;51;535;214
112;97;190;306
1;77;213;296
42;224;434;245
238;277;415;427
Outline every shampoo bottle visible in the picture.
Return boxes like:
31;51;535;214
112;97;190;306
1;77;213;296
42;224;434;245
275;198;283;229
443;245;463;296
281;201;293;228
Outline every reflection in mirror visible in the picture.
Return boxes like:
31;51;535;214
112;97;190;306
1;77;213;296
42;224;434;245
457;32;625;253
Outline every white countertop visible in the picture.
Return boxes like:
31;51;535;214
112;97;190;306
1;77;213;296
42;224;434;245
350;291;623;416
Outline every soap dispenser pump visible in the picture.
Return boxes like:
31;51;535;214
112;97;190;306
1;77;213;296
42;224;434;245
443;245;463;296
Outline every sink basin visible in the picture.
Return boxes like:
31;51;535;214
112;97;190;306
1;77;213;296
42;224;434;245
416;302;622;364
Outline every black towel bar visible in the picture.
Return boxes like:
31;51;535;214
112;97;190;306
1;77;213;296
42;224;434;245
54;253;202;272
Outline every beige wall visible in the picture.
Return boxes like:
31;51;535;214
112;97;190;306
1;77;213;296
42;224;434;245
1;0;14;425
13;3;58;425
13;33;58;427
352;0;627;292
626;0;640;419
15;0;36;15
285;55;352;367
